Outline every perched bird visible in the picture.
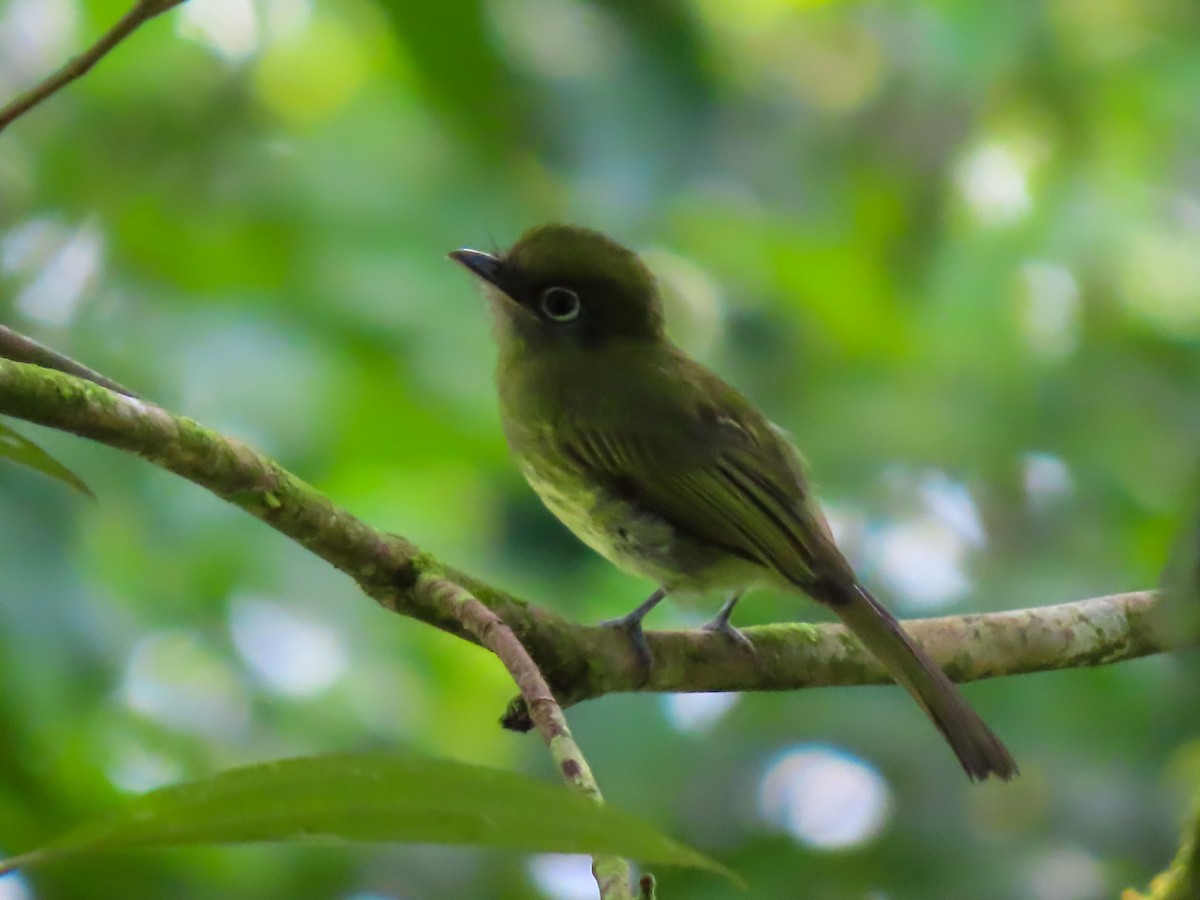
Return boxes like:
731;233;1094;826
450;224;1016;781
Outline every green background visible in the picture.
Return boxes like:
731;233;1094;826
2;0;1199;897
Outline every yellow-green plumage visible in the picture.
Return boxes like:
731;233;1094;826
451;224;1016;781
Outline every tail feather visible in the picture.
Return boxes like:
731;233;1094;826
833;585;1017;781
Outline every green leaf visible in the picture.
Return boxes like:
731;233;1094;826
0;753;737;883
0;420;93;498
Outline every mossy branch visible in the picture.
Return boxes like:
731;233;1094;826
0;359;1183;725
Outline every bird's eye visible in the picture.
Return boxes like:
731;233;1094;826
538;287;581;322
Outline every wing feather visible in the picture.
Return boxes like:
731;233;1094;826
557;409;852;595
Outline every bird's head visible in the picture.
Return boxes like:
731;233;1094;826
450;224;665;353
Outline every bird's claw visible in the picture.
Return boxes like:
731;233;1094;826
600;614;654;676
701;615;755;653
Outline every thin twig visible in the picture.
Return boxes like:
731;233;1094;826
0;0;187;135
418;573;636;900
0;326;136;397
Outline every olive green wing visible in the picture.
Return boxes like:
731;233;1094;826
558;411;854;594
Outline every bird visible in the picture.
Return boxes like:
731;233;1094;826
450;224;1016;781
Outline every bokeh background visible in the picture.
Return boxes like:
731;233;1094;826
2;0;1200;897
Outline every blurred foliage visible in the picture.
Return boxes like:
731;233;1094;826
1;0;1199;898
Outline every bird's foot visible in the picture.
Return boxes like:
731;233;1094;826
600;612;654;676
701;615;755;652
599;588;666;677
700;594;754;652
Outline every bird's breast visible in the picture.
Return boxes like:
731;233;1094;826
496;349;769;596
514;449;664;573
510;438;762;597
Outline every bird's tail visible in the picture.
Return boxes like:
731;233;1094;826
832;584;1017;781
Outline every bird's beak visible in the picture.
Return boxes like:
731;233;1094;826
448;248;505;288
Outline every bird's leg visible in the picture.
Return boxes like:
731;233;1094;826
600;587;666;673
701;594;754;651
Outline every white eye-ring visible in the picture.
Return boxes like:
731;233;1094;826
538;286;581;322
